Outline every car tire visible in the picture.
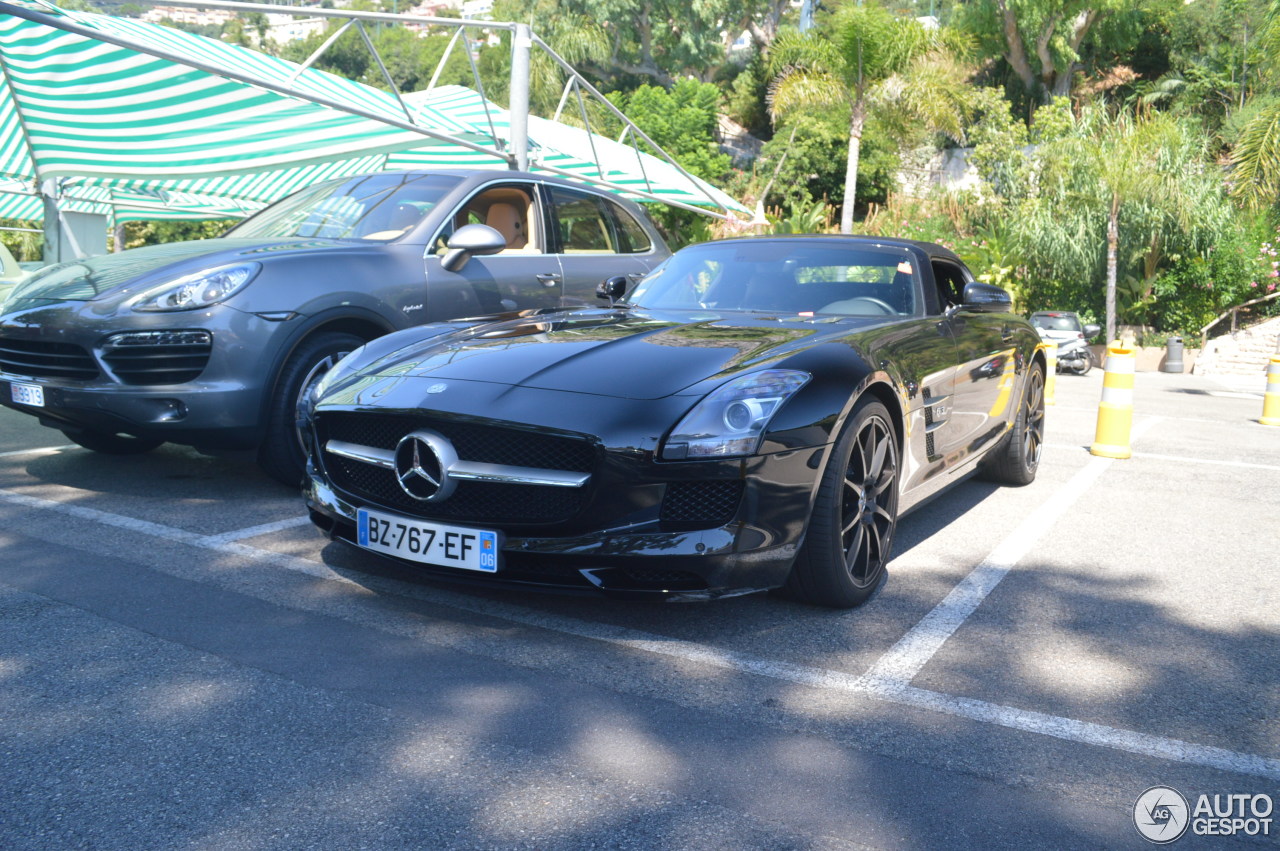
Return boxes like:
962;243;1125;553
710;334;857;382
784;398;898;609
258;331;364;486
981;361;1045;486
61;428;163;455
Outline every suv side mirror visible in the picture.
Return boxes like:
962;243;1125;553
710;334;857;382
441;224;507;273
960;281;1012;313
1083;323;1101;338
596;276;628;303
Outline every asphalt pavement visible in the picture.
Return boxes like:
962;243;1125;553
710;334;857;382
0;364;1277;850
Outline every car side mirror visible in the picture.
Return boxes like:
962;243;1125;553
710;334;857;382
596;276;628;304
440;224;507;273
1083;323;1101;338
960;282;1012;313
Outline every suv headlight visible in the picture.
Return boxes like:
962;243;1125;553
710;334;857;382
129;262;260;312
661;369;810;460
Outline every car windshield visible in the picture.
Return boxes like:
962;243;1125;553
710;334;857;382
226;173;462;241
1031;313;1082;333
627;241;919;316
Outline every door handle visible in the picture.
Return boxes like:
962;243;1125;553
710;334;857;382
627;272;645;281
535;272;562;287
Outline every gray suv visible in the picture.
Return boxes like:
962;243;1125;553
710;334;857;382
0;170;670;483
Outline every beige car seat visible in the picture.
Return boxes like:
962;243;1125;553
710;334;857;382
485;202;528;250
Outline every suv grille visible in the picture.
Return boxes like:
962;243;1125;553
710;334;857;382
317;412;595;525
660;480;744;527
102;339;213;385
0;336;98;380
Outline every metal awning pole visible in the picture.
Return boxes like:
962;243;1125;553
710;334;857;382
39;179;60;263
509;23;532;172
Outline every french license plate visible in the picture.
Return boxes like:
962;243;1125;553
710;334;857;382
9;382;44;408
357;507;499;573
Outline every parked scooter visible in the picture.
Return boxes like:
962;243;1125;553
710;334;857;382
1051;334;1096;375
1030;311;1101;376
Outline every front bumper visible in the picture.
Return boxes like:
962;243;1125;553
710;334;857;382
1;374;265;448
0;300;287;448
304;443;828;600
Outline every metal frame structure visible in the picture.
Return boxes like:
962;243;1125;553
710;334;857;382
7;0;743;237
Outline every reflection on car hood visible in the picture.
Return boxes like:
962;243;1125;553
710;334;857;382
351;308;866;400
4;238;343;305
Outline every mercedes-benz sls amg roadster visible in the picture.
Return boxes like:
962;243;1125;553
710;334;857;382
303;236;1046;608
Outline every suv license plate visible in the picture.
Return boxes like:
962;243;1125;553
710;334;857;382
357;507;499;573
9;382;44;408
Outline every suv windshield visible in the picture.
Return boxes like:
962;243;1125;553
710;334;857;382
1031;313;1082;333
226;173;461;241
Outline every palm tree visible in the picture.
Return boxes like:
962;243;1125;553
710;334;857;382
1230;0;1280;210
1079;108;1216;342
767;6;970;233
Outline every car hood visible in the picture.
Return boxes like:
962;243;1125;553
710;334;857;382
3;237;349;307
349;308;870;400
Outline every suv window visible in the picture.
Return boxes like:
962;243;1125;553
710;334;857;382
432;184;542;255
611;202;653;254
549;188;616;254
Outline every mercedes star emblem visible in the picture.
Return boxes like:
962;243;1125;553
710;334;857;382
393;430;459;502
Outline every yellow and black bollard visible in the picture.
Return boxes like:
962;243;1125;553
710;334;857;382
1261;355;1280;427
1090;341;1136;459
1043;342;1058;406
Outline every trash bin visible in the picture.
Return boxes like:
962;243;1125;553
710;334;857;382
1163;336;1184;373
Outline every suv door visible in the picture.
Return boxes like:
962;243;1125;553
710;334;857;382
426;181;565;315
545;186;662;306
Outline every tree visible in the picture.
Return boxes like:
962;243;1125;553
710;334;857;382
767;6;970;233
992;104;1231;339
954;0;1140;103
1229;0;1280;210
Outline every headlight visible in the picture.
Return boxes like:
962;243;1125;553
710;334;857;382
129;262;260;312
661;369;810;460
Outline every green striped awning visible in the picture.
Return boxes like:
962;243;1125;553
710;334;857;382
0;1;502;185
417;86;750;214
0;2;746;223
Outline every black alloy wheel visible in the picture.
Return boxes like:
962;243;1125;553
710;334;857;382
981;361;1045;486
786;399;899;608
258;331;364;486
60;428;164;455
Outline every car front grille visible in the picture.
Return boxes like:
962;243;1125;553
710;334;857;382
320;412;595;472
317;412;595;525
0;336;98;380
660;480;744;527
102;337;213;385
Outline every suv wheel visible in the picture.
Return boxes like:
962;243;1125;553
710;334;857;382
258;332;363;486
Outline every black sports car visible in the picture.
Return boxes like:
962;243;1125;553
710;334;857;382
303;236;1046;608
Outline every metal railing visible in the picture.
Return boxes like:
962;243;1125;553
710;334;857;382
1199;290;1280;347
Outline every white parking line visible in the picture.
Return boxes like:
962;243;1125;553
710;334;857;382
0;444;77;459
204;515;313;544
4;450;1279;780
865;455;1114;686
868;416;1162;687
1045;444;1280;472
